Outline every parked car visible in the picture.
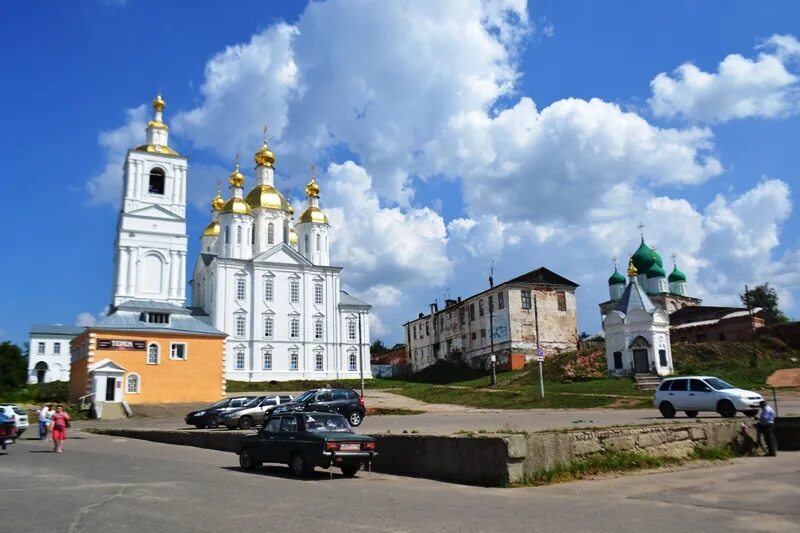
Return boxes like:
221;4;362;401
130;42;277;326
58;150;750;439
0;413;17;451
219;395;294;430
653;376;764;418
237;411;377;477
0;404;29;437
273;388;367;427
185;396;256;428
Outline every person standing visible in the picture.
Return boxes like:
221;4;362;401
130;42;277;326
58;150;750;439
49;405;70;453
756;400;777;456
37;404;49;440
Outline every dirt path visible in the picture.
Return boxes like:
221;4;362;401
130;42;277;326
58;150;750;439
767;368;800;387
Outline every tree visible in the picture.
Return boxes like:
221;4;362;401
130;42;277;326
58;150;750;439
0;341;27;392
370;339;389;356
740;284;789;326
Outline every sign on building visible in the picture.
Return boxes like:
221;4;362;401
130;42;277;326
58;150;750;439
97;339;147;351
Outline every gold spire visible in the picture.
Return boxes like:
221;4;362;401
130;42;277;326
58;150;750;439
254;125;276;167
152;94;166;112
229;155;245;188
305;164;320;197
627;258;638;277
211;182;225;212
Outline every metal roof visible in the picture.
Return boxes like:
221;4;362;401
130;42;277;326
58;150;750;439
614;277;656;315
29;324;86;336
339;290;371;308
92;309;226;337
115;300;191;314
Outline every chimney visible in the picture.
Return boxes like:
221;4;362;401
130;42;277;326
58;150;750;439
430;303;438;314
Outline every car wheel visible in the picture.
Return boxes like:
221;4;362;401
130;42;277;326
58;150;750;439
717;400;736;418
659;402;676;419
238;416;253;430
289;452;310;478
207;416;219;429
684;410;698;418
347;410;363;427
194;424;205;429
239;448;258;471
743;409;758;417
340;464;360;477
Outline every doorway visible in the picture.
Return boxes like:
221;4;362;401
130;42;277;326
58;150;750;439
35;362;48;383
633;349;649;373
105;377;116;401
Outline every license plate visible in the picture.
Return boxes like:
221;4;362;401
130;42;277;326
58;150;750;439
340;443;360;451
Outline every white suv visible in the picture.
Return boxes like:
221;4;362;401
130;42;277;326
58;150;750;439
653;376;763;418
0;405;30;437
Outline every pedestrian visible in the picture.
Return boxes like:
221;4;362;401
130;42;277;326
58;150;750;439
37;404;49;440
49;405;70;453
45;404;54;441
756;400;777;456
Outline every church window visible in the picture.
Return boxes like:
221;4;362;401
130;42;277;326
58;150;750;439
469;303;475;321
264;317;274;338
290;280;300;303
289;352;299;370
521;290;532;310
263;350;272;370
144;312;169;324
235;349;245;370
235;316;246;337
316;234;321;252
126;373;140;394
314;283;323;305
251;225;255;245
237;226;242;244
268;223;274;245
148;168;165;195
613;351;623;369
170;343;187;360
37;342;45;355
147;343;160;365
659;349;667;367
347;320;357;341
236;278;246;300
225;226;230;244
498;292;505;310
290;318;300;339
314;319;324;340
264;278;274;301
304;235;309;253
479;299;484;316
348;353;357;371
557;291;567;312
53;342;61;355
315;353;324;371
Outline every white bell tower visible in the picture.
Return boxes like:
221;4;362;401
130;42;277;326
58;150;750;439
295;168;330;266
111;95;188;307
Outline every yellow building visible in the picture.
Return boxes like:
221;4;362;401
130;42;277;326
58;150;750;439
69;301;226;411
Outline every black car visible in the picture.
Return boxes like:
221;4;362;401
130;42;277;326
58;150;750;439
237;411;377;477
185;396;256;429
273;388;367;426
0;414;16;451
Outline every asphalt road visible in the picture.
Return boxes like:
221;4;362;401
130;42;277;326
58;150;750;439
1;432;798;532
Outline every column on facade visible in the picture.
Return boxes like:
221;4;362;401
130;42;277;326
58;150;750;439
179;252;186;300
126;247;136;294
116;248;129;296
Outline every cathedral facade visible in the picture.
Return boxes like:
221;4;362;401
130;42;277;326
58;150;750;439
190;138;371;382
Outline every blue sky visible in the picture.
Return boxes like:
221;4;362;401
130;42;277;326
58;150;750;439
1;0;798;347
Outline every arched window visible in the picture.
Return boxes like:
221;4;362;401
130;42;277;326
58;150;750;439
264;317;274;338
263;350;273;370
264;278;274;301
289;317;300;339
314;319;324;340
237;226;242;244
126;373;140;394
148;168;165;195
235;349;246;370
314;283;323;305
316;234;321;252
235;315;246;337
251;225;255;245
347;320;357;341
225;226;230;244
147;343;159;364
236;277;246;300
289;351;299;370
304;234;309;253
267;223;274;244
315;352;324;371
348;353;357;371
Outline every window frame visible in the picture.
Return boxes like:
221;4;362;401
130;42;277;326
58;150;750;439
521;290;532;310
290;317;300;339
236;277;247;301
263;350;272;370
289;352;299;371
267;222;275;244
348;353;357;371
264;278;274;302
235;315;247;338
147;343;160;365
147;167;165;195
37;342;45;355
264;316;274;339
234;349;246;370
290;280;300;303
169;342;187;361
314;319;324;340
315;352;324;371
314;283;323;305
126;373;141;394
53;342;61;355
498;292;505;310
347;320;357;342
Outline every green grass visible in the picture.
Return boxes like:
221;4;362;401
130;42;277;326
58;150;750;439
0;382;69;405
689;446;734;461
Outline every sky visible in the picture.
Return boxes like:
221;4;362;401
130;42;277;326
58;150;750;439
1;0;799;348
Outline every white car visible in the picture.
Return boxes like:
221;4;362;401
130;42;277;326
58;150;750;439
0;405;30;437
653;376;763;418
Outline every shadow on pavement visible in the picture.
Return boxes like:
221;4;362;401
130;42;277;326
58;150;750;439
221;465;360;481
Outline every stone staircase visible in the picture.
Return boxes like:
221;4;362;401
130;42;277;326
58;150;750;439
634;373;662;391
92;402;129;420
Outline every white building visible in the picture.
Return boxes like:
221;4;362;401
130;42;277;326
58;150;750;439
603;260;673;377
28;325;84;383
191;136;371;381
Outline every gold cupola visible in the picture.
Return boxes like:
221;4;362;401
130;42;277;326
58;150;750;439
228;162;245;188
299;166;328;224
211;190;225;212
245;184;288;210
135;93;179;155
254;140;276;168
627;258;638;277
305;176;320;197
221;160;252;215
152;94;166;112
202;220;220;237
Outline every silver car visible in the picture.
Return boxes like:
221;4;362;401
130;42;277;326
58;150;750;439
220;395;293;429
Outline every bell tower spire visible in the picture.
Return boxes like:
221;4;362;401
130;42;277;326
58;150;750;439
145;93;171;150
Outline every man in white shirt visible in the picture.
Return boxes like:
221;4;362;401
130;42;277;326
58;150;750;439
756;400;777;456
37;405;49;440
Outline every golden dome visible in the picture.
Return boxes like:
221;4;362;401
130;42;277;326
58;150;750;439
289;226;298;244
245;184;288;210
305;177;320;197
152;94;166;112
298;206;328;225
229;163;245;188
221;197;252;215
147;119;169;131
202;220;220;237
627;258;638;277
254;142;276;168
134;143;180;156
211;191;225;212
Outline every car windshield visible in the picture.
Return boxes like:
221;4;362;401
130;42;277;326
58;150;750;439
293;390;317;403
208;399;229;409
243;397;266;408
704;378;735;390
12;407;25;415
302;414;351;433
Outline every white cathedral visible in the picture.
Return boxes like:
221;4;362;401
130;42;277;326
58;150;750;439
112;95;371;381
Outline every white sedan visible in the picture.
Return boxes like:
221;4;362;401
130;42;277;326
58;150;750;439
0;405;30;437
653;376;763;418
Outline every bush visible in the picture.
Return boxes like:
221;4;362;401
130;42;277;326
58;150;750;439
542;350;606;381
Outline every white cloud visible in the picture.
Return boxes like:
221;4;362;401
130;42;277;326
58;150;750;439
75;312;97;327
649;34;800;123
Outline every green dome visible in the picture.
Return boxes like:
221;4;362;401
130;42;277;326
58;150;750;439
608;268;626;286
668;265;687;283
631;238;663;273
646;263;666;279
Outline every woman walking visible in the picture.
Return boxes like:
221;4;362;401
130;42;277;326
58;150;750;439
49;405;70;453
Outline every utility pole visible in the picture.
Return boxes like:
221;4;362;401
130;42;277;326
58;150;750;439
489;262;496;385
358;312;365;397
745;285;758;369
534;293;544;399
